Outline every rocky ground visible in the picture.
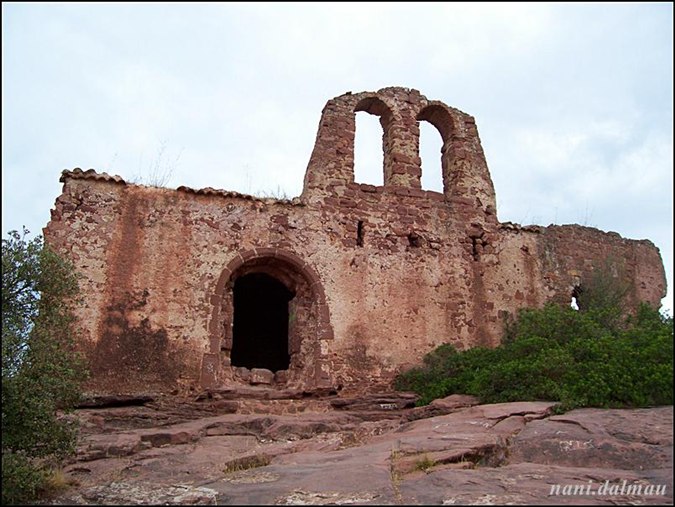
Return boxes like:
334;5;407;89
44;389;672;505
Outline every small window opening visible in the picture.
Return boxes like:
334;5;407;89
356;221;364;247
408;232;421;248
571;286;583;311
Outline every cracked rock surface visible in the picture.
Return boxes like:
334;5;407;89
44;395;672;505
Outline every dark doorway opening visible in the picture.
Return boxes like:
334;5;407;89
231;272;293;372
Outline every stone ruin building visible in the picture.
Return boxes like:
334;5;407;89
44;87;667;397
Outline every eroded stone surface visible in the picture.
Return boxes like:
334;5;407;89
508;406;674;470
46;400;672;506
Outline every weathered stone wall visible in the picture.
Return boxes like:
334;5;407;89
44;87;667;396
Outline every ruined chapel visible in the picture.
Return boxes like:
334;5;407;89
44;87;667;397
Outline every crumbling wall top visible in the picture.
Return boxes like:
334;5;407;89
60;168;127;185
59;168;301;205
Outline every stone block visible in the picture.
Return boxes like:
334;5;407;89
234;367;251;382
250;368;274;385
274;370;289;384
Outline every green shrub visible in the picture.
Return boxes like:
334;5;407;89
395;301;673;411
2;229;87;504
1;451;48;505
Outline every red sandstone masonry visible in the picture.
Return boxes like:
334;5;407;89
44;87;667;397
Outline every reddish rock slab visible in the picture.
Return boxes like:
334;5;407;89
508;406;673;470
48;402;672;505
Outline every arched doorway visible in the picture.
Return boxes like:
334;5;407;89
231;272;293;372
204;248;335;390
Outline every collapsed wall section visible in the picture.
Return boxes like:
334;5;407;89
537;224;666;310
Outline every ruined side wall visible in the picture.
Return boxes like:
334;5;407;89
535;224;666;309
479;223;666;346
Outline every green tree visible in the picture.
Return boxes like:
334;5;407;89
2;228;87;504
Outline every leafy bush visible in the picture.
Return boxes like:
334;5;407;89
1;451;49;505
2;229;87;504
395;302;673;410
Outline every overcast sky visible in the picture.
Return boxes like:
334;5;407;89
2;2;673;313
